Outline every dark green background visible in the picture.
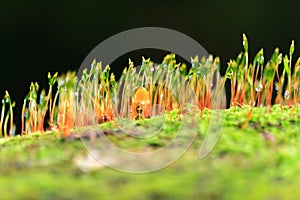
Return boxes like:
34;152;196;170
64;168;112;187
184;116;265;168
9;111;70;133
0;0;299;130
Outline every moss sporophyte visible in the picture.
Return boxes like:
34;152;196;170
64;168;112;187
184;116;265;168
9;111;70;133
0;34;299;138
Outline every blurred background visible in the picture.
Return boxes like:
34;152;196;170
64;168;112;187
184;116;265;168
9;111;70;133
0;0;299;131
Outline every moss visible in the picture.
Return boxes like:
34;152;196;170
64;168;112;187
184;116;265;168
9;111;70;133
0;107;299;199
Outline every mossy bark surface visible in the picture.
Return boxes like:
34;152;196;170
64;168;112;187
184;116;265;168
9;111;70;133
1;106;300;200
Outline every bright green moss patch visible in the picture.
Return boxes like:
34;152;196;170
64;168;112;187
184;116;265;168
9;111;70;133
1;34;300;199
0;107;299;199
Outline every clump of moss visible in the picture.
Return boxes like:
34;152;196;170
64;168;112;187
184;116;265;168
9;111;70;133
0;34;299;138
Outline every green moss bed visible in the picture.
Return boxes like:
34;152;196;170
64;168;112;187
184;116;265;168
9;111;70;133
1;105;300;200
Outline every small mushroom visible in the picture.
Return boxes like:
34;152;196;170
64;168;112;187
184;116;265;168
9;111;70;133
131;87;151;119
